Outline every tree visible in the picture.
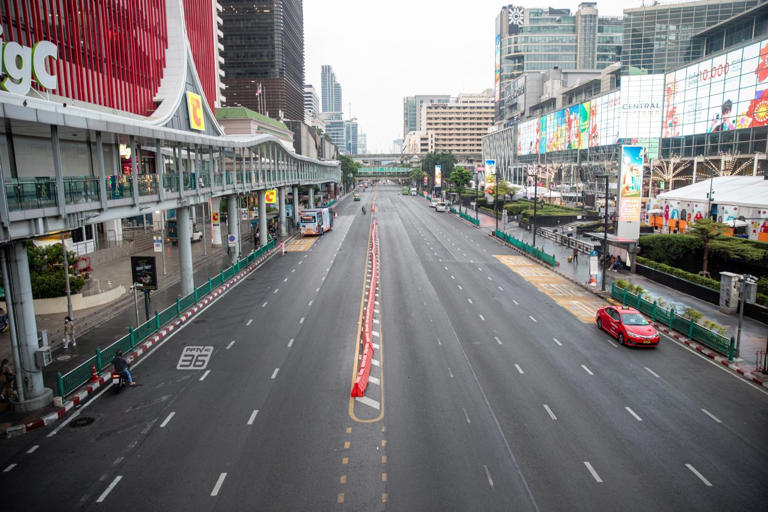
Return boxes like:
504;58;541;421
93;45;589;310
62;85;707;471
339;154;360;191
700;152;753;178
651;156;690;192
449;166;472;213
27;242;85;299
409;168;425;188
484;173;519;206
687;218;726;277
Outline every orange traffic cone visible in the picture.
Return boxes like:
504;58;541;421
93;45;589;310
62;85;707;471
589;275;597;287
90;364;99;382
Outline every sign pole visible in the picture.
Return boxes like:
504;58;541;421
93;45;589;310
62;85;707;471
144;290;151;323
133;284;140;327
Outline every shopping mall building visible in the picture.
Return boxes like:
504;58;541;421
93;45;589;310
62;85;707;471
0;1;340;410
483;0;768;222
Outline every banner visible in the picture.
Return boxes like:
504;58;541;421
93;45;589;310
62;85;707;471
186;91;206;131
434;165;442;188
617;145;644;240
265;189;277;204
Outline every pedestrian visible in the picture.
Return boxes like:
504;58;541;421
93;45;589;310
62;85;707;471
1;358;15;402
64;315;76;349
572;247;579;263
281;241;286;256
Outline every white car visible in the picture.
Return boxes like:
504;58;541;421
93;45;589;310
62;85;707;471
430;199;439;208
435;202;448;212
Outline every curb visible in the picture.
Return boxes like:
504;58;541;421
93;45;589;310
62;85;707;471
2;246;280;439
488;232;768;390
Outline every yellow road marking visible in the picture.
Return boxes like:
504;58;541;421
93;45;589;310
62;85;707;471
337;493;344;503
382;473;388;482
342;457;349;465
344;441;350;449
340;475;347;484
346;427;352;434
381;439;387;447
382;493;388;503
381;456;387;464
284;237;317;252
494;255;604;323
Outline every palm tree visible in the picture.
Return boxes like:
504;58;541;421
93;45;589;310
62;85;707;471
700;152;753;178
651;155;690;193
688;218;726;278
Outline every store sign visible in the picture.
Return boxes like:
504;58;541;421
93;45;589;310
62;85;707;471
186;91;205;131
617;145;644;241
265;189;277;204
619;74;664;140
664;37;768;137
0;27;58;95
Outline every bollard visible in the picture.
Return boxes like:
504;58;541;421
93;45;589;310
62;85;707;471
155;311;160;330
208;278;213;293
176;297;181;316
95;348;103;372
728;336;735;363
688;318;694;340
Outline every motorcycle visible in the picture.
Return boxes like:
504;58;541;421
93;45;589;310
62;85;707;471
111;368;129;393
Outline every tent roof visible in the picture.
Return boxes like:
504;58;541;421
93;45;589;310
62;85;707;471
657;176;768;209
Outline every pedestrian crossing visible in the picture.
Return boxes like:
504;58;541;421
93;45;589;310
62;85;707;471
494;255;603;323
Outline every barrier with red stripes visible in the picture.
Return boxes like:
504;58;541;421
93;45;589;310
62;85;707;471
352;220;378;397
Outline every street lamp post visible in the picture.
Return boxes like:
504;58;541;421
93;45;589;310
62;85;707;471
475;175;479;222
597;172;610;292
527;169;539;248
494;174;499;234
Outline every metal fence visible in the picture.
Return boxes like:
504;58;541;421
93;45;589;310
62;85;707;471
494;230;557;267
610;283;733;357
56;240;276;398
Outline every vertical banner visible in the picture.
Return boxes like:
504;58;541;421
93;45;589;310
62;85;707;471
210;198;222;247
434;165;442;188
617;145;644;240
494;34;501;103
265;189;277;204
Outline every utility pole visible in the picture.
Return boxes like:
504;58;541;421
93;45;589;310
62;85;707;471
599;172;610;292
60;232;73;320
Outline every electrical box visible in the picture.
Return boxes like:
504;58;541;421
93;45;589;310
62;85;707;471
744;280;757;304
34;347;52;368
719;272;739;314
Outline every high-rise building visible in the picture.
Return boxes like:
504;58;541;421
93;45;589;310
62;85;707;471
494;3;622;122
421;91;495;154
402;95;451;138
303;84;320;125
358;133;368;155
221;0;305;121
622;0;761;75
344;119;359;155
319;112;345;150
321;65;343;114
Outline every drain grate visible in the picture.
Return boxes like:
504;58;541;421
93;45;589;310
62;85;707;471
70;417;95;428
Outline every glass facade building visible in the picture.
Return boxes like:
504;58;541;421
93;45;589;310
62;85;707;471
622;0;760;75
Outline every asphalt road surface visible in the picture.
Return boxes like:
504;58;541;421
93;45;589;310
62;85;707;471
1;185;766;511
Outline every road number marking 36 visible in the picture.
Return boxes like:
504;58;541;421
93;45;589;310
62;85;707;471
177;346;214;370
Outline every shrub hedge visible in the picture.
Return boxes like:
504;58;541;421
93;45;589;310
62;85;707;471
636;256;720;290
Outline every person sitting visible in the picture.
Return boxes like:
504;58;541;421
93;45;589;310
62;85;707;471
112;350;135;386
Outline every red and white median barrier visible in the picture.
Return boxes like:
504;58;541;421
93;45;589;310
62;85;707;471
352;221;378;397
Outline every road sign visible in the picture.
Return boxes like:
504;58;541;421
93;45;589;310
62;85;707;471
153;236;162;253
176;346;214;370
589;250;599;276
227;233;237;247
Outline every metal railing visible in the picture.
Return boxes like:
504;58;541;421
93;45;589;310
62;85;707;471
611;283;733;358
5;178;58;209
535;227;598;254
57;239;276;398
495;230;557;267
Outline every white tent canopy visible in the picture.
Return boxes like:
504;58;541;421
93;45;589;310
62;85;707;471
513;186;562;200
657;176;768;209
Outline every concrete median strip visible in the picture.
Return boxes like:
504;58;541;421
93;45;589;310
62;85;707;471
2;245;283;439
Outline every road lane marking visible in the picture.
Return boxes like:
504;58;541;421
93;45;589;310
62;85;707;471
112;457;123;466
308;300;313;306
3;463;17;472
458;285;463;290
584;462;603;483
261;301;268;308
371;359;380;367
494;336;503;345
467;298;473;304
484;465;494;488
160;412;175;428
625;406;643;421
273;289;279;294
644;366;660;378
226;340;236;350
372;330;380;337
685;464;712;486
462;408;471;424
26;445;39;454
701;409;722;424
553;338;562;346
529;315;537;322
284;278;288;282
271;368;280;380
355;396;380;410
246;319;253;326
369;375;380;385
210;472;228;496
451;275;455;280
479;314;485;321
288;338;294;348
581;365;594;376
247;410;259;425
448;367;454;378
96;475;123;502
291;268;296;272
199;370;211;381
478;267;483;272
512;299;519;305
515;364;524;374
543;404;557;420
444;266;448;270
498;286;503;291
488;276;492;280
299;317;305;324
316;287;320;292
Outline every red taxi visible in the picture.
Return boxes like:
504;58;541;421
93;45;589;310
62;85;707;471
596;306;660;347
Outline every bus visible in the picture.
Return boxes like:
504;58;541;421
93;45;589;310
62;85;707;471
299;207;333;236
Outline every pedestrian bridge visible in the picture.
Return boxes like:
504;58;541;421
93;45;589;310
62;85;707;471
356;167;410;179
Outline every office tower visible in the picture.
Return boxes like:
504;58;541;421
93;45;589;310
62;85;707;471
402;95;451;138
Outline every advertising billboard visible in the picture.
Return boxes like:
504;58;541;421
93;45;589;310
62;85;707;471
434;165;442;187
617;145;645;240
494;34;501;103
186;91;206;131
619;74;664;140
131;256;158;290
663;37;768;137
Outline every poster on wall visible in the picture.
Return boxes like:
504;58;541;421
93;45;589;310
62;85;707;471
617;145;645;240
663;36;768;137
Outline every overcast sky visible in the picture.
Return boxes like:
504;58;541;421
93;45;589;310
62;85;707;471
304;1;635;153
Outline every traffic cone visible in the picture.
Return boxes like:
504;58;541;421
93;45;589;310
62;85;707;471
589;275;597;287
90;364;99;382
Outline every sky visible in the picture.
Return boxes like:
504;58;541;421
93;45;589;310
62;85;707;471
304;1;635;153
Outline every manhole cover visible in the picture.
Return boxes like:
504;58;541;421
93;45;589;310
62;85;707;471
56;354;72;361
70;417;95;428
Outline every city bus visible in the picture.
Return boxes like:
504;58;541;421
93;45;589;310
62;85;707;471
299;207;333;236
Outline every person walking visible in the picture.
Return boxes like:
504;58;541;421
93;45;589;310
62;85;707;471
1;358;15;402
64;315;76;349
572;247;579;263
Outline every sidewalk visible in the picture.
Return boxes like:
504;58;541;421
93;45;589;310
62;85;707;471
0;218;293;429
476;210;768;374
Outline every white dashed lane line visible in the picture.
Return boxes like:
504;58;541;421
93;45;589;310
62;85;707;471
96;475;123;503
271;368;280;380
479;314;485;321
685;464;713;486
199;370;211;381
701;409;722;424
273;289;279;294
246;319;253;326
494;336;503;345
3;463;17;473
584;462;603;483
160;411;176;428
644;366;660;378
462;408;471;424
514;364;524;374
581;365;594;376
261;302;268;308
210;473;228;496
226;340;236;350
625;406;643;421
288;338;295;348
467;298;473;304
543;404;557;420
553;338;562;346
512;299;519;305
26;445;39;454
529;315;537;323
247;410;259;425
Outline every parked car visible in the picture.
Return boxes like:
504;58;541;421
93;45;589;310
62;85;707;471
596;306;660;347
435;202;448;212
430;199;439;208
354;194;360;201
